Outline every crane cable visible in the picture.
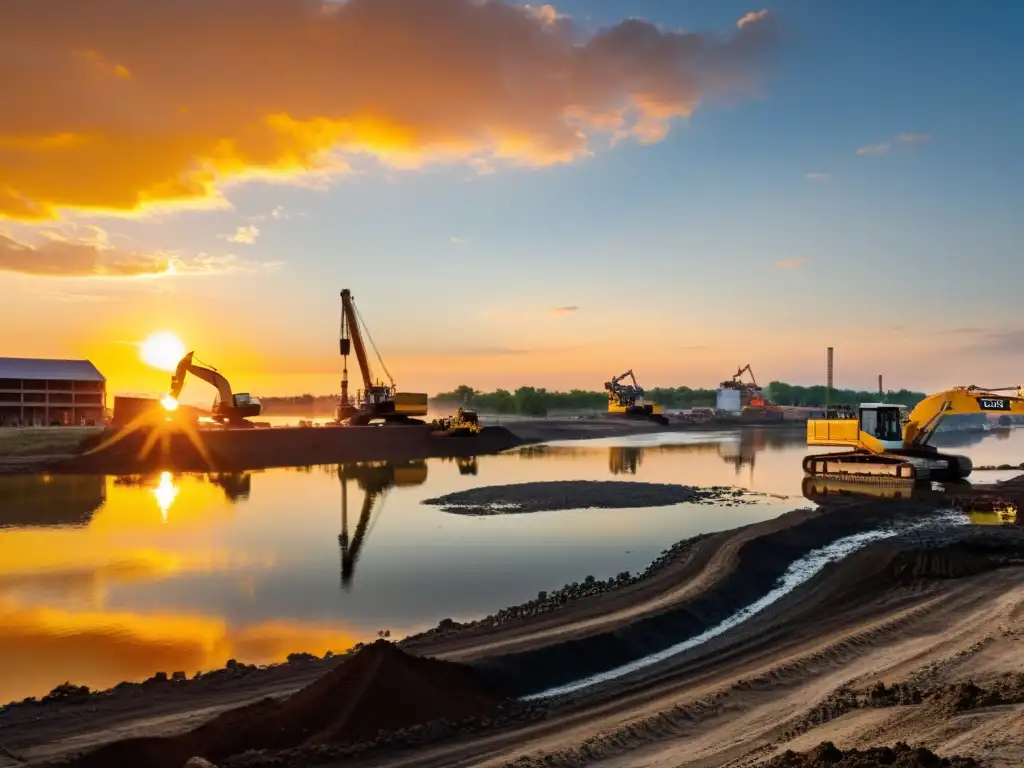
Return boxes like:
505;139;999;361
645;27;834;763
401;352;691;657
353;302;395;389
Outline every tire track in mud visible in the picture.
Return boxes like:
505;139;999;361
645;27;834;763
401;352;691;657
496;590;956;768
491;558;1022;768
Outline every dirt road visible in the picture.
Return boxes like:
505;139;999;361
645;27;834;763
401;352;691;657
1;491;1020;768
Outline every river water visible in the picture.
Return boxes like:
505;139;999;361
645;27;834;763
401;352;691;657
0;425;1021;703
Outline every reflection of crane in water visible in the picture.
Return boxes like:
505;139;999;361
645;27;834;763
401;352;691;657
609;447;644;475
338;460;428;589
716;429;768;482
208;472;252;502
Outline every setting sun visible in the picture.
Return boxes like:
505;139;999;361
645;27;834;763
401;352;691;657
160;395;180;412
140;332;187;373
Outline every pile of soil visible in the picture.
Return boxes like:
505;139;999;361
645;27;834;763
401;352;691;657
423;480;753;516
765;741;980;767
63;641;509;768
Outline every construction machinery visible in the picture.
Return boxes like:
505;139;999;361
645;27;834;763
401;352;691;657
168;352;262;426
338;460;427;588
335;289;429;426
430;407;482;437
803;385;1024;484
604;369;669;425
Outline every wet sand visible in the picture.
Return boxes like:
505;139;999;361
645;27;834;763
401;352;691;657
1;481;1021;768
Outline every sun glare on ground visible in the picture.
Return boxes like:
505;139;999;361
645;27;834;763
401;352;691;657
160;395;179;412
140;332;187;373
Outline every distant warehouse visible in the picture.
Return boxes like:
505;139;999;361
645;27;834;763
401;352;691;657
0;357;106;427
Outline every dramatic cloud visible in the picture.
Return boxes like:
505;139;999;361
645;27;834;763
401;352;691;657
549;305;580;315
805;172;830;181
0;231;274;278
899;133;932;143
226;225;260;244
775;255;809;269
856;143;890;156
0;0;779;221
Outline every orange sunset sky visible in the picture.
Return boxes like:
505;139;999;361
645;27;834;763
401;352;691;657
1;0;1020;402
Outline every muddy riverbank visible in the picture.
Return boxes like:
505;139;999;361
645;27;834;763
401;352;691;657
0;418;805;476
3;478;1022;768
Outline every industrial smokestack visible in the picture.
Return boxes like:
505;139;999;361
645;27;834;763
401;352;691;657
826;347;834;410
878;374;883;398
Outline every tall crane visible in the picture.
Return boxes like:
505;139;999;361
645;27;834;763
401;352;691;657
168;352;261;426
604;369;669;425
336;289;429;425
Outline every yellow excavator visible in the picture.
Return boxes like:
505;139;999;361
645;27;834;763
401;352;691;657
168;352;262;427
804;385;1024;483
604;369;669;425
335;289;429;426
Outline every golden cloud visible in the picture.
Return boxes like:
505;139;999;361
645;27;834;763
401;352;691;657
549;305;580;315
0;230;277;277
0;1;779;221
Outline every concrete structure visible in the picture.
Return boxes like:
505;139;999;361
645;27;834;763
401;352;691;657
716;388;742;413
0;357;106;427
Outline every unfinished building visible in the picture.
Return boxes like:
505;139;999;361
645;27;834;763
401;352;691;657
0;357;107;427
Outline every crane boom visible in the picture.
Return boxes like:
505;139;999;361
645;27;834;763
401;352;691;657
340;289;374;392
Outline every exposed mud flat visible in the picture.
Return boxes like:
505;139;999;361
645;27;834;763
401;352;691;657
422;480;757;516
2;491;1023;768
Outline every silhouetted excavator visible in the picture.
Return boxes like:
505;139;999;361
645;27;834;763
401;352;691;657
168;352;261;427
337;459;428;588
604;369;669;425
335;289;429;426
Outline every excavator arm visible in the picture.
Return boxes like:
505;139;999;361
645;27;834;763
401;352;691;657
904;386;1024;447
169;352;234;404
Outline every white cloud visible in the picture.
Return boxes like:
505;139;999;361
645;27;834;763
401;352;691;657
856;143;890;156
805;172;830;181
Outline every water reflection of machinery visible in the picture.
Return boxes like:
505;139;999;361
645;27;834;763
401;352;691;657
717;428;769;480
338;460;428;588
801;476;1018;524
609;447;644;475
208;472;252;502
0;474;106;528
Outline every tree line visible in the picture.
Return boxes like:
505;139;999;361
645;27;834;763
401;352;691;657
431;382;928;417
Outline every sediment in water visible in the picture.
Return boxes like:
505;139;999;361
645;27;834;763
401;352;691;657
422;480;756;516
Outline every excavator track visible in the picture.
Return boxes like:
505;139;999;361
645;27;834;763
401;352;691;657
803;450;972;484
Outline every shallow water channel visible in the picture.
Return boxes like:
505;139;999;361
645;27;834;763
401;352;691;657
0;425;1020;702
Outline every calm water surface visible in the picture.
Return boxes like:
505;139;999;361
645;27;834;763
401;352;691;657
1;425;1021;702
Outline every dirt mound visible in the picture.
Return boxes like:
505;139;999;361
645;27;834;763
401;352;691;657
63;641;509;768
422;480;754;515
765;741;980;767
929;674;1024;715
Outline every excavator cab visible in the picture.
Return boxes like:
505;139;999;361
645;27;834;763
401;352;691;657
857;404;906;449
